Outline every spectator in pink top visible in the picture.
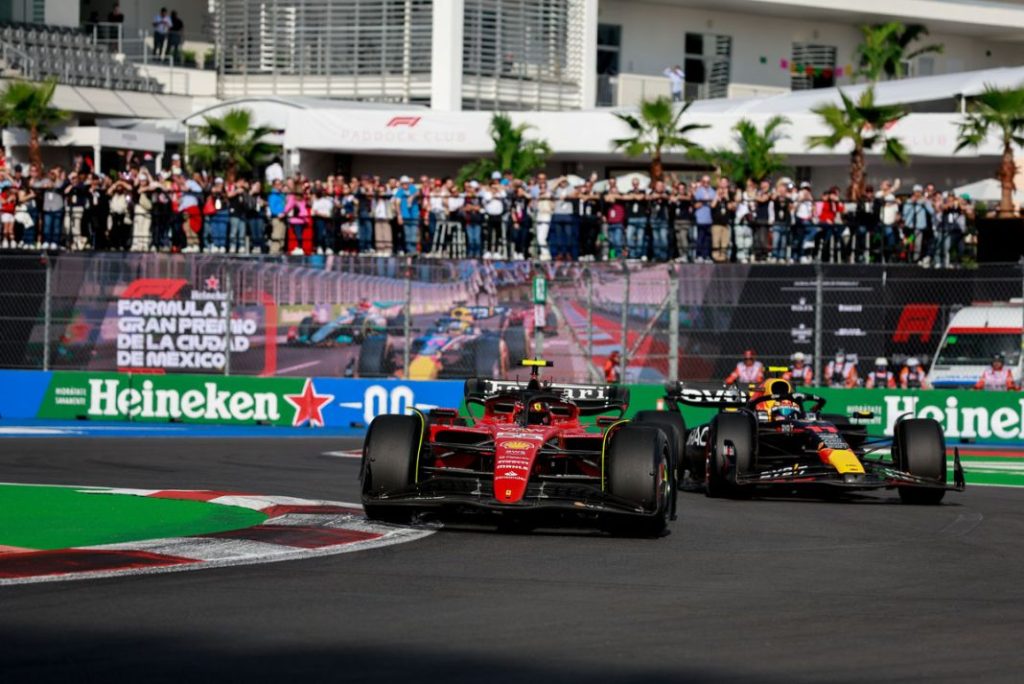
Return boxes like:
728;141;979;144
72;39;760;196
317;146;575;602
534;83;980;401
284;184;311;255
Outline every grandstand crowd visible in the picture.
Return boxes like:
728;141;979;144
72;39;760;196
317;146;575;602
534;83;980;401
0;160;976;266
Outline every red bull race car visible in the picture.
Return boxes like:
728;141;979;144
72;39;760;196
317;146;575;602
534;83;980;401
645;374;964;503
360;360;676;536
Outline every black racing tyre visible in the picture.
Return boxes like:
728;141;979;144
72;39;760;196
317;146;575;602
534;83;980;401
357;334;391;378
894;418;947;505
705;412;757;499
606;425;672;537
361;413;425;522
472;335;503;377
633;410;686;482
502;326;530;367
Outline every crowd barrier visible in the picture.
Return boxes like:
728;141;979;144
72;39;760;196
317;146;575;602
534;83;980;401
3;370;1023;444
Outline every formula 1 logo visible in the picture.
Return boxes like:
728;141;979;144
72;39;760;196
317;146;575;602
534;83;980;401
892;304;938;343
386;116;422;128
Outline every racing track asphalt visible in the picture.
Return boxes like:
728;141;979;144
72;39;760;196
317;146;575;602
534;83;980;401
2;436;1023;683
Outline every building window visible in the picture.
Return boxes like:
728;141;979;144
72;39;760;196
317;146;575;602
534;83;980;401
791;43;837;90
684;32;731;99
596;23;620;106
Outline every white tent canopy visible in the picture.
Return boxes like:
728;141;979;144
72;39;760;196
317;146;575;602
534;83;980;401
952;177;1024;203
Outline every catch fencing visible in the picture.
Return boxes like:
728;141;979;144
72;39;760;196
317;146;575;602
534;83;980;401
1;254;1022;385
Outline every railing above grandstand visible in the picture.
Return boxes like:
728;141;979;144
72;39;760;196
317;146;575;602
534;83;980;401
0;22;161;93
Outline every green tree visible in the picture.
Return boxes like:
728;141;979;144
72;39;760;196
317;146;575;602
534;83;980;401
188;108;278;181
855;22;943;82
807;87;908;200
956;85;1024;217
612;96;707;182
457;113;551;184
695;116;790;184
0;78;70;169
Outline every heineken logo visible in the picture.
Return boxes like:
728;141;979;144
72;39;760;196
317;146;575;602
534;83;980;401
87;379;281;422
884;395;1024;440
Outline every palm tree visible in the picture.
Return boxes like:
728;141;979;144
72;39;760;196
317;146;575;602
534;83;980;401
612;97;707;182
855;22;943;82
0;79;70;169
956;85;1024;217
457;113;551;184
188;108;278;181
806;88;908;200
695;116;790;184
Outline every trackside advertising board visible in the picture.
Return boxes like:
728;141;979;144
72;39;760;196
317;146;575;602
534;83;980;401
0;370;463;432
2;370;1024;443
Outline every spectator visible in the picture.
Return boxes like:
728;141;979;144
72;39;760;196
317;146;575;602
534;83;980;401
39;167;67;250
937;193;969;268
550;177;576;261
508;179;532;260
663;65;685;102
603;178;626;259
266;179;287;254
670;180;692;262
725;349;765;385
227;179;249;253
482;173;508;259
899;357;929;389
624;177;647;260
604;350;622;383
133;168;154;251
108;3;125;23
864;358;896;389
783;351;813;387
168;10;184;63
0;184;15;248
710;180;733;263
793;181;815;263
902;184;934;265
648;179;671;262
246;181;266;253
974;355;1017;391
311;188;336;255
203;177;230;252
534;180;553;260
152;7;171;58
393;175;420;255
824;350;858;388
284;183;311;255
692;175;714;263
770;179;792;263
463;181;483;258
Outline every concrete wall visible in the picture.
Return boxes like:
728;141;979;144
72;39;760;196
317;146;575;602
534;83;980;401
599;0;1024;90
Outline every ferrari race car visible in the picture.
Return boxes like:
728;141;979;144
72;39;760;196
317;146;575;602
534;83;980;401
648;375;964;504
360;360;676;536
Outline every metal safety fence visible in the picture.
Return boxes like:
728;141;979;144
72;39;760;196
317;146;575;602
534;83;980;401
1;254;1023;386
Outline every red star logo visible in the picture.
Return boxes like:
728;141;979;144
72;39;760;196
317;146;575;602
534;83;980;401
284;379;335;427
205;275;220;291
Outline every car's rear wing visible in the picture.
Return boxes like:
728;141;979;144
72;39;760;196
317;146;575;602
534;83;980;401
464;378;629;416
663;382;750;409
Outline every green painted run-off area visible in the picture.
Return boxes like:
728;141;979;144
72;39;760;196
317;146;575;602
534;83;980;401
0;485;266;551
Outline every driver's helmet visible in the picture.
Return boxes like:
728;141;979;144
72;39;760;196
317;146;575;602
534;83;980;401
765;399;801;422
526;400;551;425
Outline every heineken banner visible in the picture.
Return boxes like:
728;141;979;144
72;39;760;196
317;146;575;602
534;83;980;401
3;369;1024;443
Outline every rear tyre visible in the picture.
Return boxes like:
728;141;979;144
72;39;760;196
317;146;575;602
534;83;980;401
633;410;686;485
606;425;672;537
357;334;391;378
893;418;947;505
502;326;530;367
472;335;503;377
705;412;757;499
361;413;425;522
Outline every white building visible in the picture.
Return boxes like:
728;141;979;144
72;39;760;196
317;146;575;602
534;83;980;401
3;0;1024;185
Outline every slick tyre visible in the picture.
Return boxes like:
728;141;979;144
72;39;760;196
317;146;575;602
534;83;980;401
471;335;504;377
606;425;672;537
705;412;757;499
633;410;686;484
894;418;947;505
357;334;391;378
502;326;529;367
361;413;425;522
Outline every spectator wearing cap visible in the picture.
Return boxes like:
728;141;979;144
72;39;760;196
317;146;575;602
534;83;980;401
784;351;814;387
481;172;507;259
725;349;765;385
393;175;420;255
864;357;896;389
902;184;934;265
793;181;814;263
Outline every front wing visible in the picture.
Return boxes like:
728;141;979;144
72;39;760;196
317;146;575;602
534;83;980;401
362;476;661;519
738;459;966;492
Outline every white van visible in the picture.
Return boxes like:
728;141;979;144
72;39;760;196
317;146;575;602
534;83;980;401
928;303;1024;388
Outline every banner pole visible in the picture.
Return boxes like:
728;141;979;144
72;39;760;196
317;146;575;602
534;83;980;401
669;264;679;381
224;268;232;376
814;262;824;386
42;256;51;372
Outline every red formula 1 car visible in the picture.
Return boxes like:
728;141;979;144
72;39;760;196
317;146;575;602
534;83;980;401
360;360;676;536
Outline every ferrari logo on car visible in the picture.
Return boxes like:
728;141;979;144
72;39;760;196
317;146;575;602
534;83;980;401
504;489;512;498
